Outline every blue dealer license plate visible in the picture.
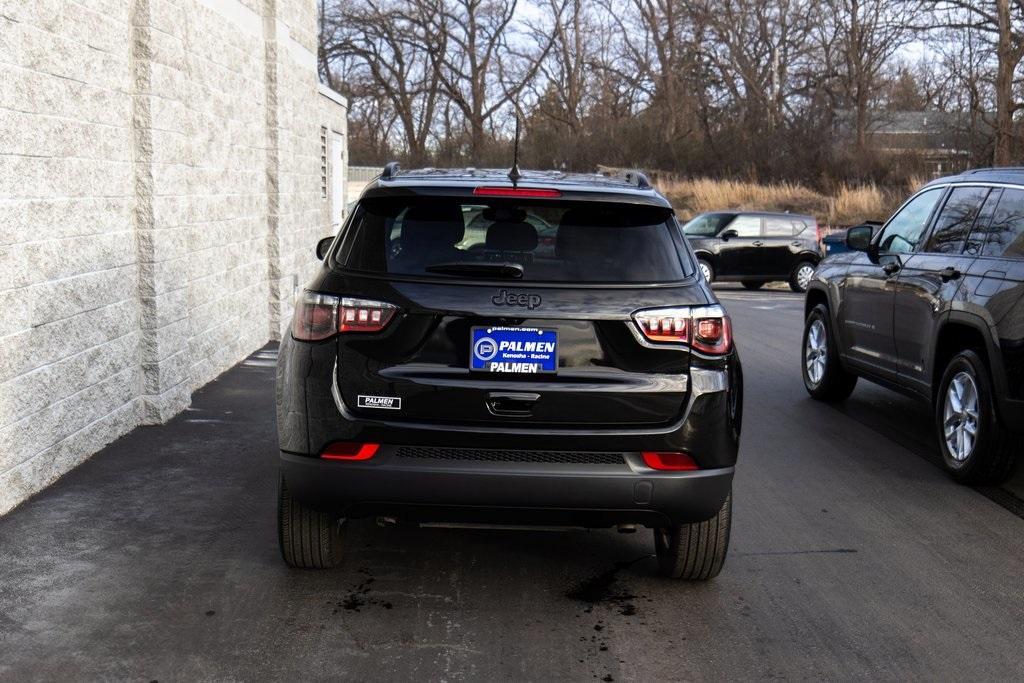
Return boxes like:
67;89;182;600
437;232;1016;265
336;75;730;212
470;326;558;373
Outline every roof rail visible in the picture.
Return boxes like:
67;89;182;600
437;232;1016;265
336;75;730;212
620;169;652;190
381;161;401;180
965;166;1024;174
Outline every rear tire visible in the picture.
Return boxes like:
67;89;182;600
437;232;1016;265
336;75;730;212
698;259;714;284
741;280;765;290
654;491;731;580
789;260;816;292
935;350;1020;485
278;475;345;569
802;303;857;401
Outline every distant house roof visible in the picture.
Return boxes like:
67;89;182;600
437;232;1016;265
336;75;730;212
866;111;962;135
833;109;979;159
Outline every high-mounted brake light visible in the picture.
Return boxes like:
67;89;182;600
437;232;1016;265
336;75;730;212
320;442;380;461
641;451;699;471
472;186;562;198
292;292;397;341
633;305;732;355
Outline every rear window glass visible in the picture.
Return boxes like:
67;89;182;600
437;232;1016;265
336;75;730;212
926;186;990;254
981;188;1024;259
764;217;798;236
336;198;692;283
726;215;762;237
682;213;734;237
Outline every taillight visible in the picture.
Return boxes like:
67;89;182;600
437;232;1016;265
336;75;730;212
694;315;731;354
320;442;380;461
641;451;699;471
633;305;732;355
635;310;689;342
292;291;397;341
292;292;338;341
338;299;398;332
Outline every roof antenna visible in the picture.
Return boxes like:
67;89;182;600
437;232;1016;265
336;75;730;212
508;113;522;187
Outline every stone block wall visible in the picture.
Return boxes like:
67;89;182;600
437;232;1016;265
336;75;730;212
0;0;347;514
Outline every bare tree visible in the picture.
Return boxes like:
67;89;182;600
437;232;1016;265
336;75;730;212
525;0;591;135
930;0;1024;164
818;0;925;153
321;26;401;163
412;0;558;163
598;0;697;152
929;18;998;163
320;0;441;164
317;0;990;182
907;56;959;112
697;0;815;131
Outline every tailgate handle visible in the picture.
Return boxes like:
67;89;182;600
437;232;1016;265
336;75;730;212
486;392;540;417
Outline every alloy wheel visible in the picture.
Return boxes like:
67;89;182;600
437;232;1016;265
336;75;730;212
943;371;980;462
699;262;712;283
796;264;815;291
805;319;827;385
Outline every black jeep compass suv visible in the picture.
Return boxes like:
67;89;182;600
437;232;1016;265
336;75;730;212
803;168;1024;484
276;166;743;579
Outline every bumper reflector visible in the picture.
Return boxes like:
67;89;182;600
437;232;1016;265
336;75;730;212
641;451;699;471
320;442;380;461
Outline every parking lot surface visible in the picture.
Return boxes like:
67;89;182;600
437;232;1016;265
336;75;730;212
1;288;1023;680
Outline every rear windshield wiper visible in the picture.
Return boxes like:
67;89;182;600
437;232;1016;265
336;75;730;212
424;262;524;279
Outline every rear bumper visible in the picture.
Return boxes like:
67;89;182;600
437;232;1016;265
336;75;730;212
302;360;742;467
278;335;743;527
281;449;734;527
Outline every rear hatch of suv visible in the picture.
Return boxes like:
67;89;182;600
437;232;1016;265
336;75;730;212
303;189;726;429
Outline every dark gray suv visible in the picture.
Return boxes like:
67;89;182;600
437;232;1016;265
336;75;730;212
803;168;1024;484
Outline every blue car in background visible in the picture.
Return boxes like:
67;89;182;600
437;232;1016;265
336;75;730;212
823;221;881;256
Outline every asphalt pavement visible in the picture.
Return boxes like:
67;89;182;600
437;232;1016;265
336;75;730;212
1;287;1023;681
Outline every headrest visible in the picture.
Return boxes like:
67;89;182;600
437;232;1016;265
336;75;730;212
486;221;538;252
483;207;527;223
560;207;615;228
556;207;639;260
400;204;465;247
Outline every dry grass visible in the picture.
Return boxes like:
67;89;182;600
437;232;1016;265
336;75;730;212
673;178;826;216
829;184;889;225
658;176;923;227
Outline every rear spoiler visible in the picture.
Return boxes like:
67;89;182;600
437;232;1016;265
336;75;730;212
360;183;673;209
